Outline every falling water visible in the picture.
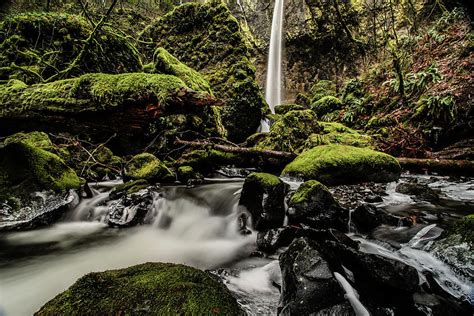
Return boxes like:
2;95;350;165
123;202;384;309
260;0;285;132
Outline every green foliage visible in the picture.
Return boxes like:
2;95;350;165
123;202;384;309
36;262;243;315
0;12;141;84
406;64;443;94
282;144;401;185
414;94;456;124
139;2;265;142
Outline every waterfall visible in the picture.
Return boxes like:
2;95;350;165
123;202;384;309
260;0;285;132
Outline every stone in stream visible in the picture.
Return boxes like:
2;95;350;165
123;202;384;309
287;180;348;231
124;153;175;183
257;226;298;252
351;203;406;233
282;144;401;185
279;237;345;315
395;182;440;202
239;172;287;231
107;188;155;227
36;262;244;315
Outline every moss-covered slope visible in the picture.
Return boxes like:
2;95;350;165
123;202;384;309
0;12;141;84
140;2;265;142
36;262;243;315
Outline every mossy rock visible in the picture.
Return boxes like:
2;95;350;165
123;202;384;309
304;122;373;148
450;214;474;244
4;131;53;151
175;149;240;175
282;145;401;185
0;12;141;84
239;172;286;230
309;80;337;104
177;165;202;183
109;179;150;200
288;180;347;230
0;141;81;199
311;96;343;117
124;153;175;183
274;104;306;115
36;262;243;315
140;2;265;142
150;47;213;94
254;110;322;153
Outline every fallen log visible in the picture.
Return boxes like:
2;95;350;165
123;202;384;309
0;73;222;148
398;158;474;176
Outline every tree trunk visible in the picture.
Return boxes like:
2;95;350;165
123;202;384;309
398;158;474;176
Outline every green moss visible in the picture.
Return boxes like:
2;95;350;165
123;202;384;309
305;122;373;148
152;47;213;94
311;96;343;117
255;110;322;153
309;80;337;103
110;179;149;199
246;172;281;189
282;144;401;185
95;146;114;164
176;149;239;174
36;262;243;315
274;104;306;115
139;2;265;142
4;131;53;151
451;214;474;244
124;153;175;183
0;142;81;198
290;180;329;205
0;12;141;84
0;73;190;117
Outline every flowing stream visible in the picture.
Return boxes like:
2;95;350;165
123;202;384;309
0;175;473;315
260;0;285;132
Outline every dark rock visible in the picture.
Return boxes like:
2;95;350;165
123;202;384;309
413;292;473;316
279;238;345;315
107;188;155;227
257;226;298;252
109;179;150;200
396;182;440;202
352;204;405;232
288;180;348;231
365;195;384;203
239;173;287;230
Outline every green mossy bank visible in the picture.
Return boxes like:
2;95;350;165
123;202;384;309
140;2;265;142
0;12;141;84
282;144;401;185
36;262;243;315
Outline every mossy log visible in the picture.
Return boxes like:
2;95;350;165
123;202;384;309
398;158;474;176
0;74;222;146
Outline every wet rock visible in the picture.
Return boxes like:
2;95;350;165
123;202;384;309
177;166;203;184
413;292;472;316
109;179;150;200
352;204;404;232
239;173;287;230
370;224;442;249
279;238;345;315
36;262;243;315
257;226;298;252
282;145;401;185
396;182;440;202
124;153;175;183
107;188;155;227
288;180;348;231
365;195;383;203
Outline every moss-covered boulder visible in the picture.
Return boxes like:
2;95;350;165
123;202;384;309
255;110;322;153
311;96;343;117
124;153;175;183
0;12;141;84
176;165;202;183
147;47;213;94
275;104;306;115
0;133;81;199
450;214;474;244
309;80;337;103
288;180;347;230
36;262;243;315
140;2;265;142
239;173;287;230
304;122;373;148
282;145;401;185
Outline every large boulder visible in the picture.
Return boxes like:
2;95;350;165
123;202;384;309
124;153;175;183
311;96;343;117
287;180;348;231
139;2;265;142
282;145;401;185
279;238;345;314
36;262;243;315
0;12;141;84
239;173;286;230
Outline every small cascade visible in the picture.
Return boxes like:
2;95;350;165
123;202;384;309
334;272;370;316
260;0;285;132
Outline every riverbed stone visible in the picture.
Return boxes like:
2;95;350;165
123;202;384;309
36;262;243;315
287;180;348;231
282;144;401;185
124;153;175;183
239;172;287;230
